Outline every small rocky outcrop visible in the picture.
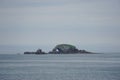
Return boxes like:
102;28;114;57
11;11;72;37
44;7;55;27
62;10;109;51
24;49;46;54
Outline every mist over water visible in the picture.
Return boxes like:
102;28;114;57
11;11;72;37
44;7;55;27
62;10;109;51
0;53;120;80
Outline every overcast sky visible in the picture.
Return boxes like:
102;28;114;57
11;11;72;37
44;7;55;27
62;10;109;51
0;0;120;53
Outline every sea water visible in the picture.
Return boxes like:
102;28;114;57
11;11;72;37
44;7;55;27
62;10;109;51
0;53;120;80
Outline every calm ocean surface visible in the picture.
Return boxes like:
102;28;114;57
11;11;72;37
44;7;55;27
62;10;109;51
0;53;120;80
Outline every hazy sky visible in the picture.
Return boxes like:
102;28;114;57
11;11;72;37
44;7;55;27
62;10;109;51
0;0;120;53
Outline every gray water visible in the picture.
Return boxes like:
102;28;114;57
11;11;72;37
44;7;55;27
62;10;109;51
0;53;120;80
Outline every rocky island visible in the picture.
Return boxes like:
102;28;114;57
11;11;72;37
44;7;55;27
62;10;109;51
24;44;92;54
24;49;46;54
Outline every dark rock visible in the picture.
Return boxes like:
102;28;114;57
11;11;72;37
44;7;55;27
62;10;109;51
35;49;46;54
24;49;46;54
24;52;36;54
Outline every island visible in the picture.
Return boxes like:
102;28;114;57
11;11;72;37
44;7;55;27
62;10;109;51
24;49;46;54
24;44;92;54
